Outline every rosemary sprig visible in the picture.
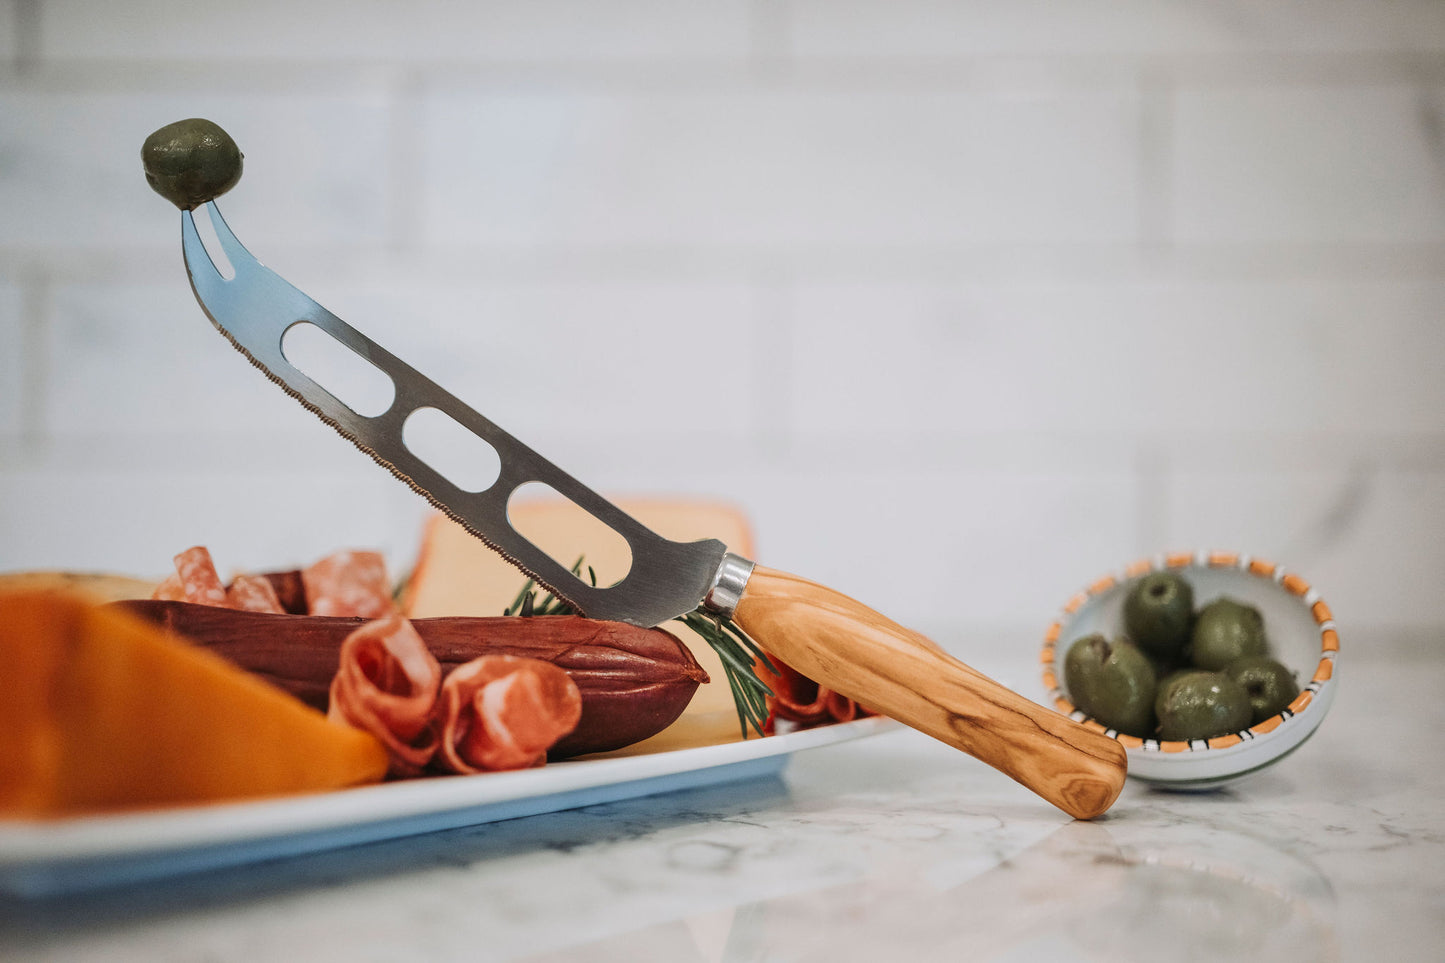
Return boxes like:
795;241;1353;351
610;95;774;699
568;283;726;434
390;566;413;605
503;556;592;616
503;557;775;739
677;610;775;739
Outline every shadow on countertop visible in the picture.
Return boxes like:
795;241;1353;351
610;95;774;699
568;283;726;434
0;773;793;942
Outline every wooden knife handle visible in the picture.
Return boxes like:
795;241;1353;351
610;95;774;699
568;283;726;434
731;566;1126;820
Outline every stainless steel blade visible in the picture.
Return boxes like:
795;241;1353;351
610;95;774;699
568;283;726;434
180;202;726;626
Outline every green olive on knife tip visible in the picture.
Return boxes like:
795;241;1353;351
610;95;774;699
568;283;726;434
142;118;243;210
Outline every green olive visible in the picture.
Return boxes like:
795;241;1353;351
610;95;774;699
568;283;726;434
1122;572;1194;660
1155;667;1194;699
1225;656;1299;724
1191;597;1268;671
1063;634;1157;738
142;118;243;210
1155;670;1253;741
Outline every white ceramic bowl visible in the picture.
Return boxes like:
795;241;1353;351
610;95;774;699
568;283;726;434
1041;551;1340;790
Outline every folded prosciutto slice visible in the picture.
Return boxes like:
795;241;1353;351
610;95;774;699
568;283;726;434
761;657;874;731
326;615;582;777
327;614;441;777
434;656;582;774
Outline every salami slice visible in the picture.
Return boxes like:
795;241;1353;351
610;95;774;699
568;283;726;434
434;656;582;774
327;614;441;777
224;574;286;614
151;572;187;602
303;550;394;619
172;546;228;607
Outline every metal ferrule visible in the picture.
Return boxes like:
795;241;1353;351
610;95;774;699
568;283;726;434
703;552;755;618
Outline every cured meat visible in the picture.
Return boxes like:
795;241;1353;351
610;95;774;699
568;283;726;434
327;614;441;777
153;546;394;617
326;616;583;776
225;574;286;614
760;657;875;731
434;656;582;774
821;689;865;723
260;570;308;615
151;572;187;602
155;549;288;615
421;616;709;758
115;602;708;758
303;550;394;619
171;546;228;607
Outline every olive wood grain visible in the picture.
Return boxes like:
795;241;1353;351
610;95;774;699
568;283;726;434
732;566;1127;819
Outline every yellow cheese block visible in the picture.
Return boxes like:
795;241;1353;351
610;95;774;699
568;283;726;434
0;570;157;603
0;591;388;818
401;499;757;754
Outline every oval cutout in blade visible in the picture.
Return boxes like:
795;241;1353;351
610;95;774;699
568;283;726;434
402;406;503;494
508;481;633;589
281;321;395;418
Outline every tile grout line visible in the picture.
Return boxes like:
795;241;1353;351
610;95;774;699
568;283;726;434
1133;440;1169;554
385;68;427;257
750;270;793;461
5;244;1445;288
11;0;40;76
17;266;50;461
748;0;793;86
1277;460;1376;566
1137;60;1176;269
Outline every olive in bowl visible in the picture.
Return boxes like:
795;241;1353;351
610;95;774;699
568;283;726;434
1121;570;1194;662
1063;634;1156;738
1042;552;1339;790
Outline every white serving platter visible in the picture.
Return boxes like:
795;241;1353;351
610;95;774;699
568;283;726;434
0;716;896;898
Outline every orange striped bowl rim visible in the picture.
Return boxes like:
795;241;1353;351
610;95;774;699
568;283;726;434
1041;551;1339;757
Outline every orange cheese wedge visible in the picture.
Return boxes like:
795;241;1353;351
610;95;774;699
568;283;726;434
0;590;388;818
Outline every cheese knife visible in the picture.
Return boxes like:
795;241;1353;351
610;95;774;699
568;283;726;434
173;200;1127;819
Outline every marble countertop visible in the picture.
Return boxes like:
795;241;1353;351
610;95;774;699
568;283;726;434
2;643;1441;962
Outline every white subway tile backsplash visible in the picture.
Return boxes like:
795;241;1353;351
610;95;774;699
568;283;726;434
271;275;762;449
0;466;422;578
38;0;752;64
739;468;1142;629
41;274;760;450
1173;84;1445;245
0;90;392;253
563;457;1141;628
787;279;1445;440
786;0;1445;58
1165;467;1445;626
42;281;313;437
0;279;22;438
420;88;1141;247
